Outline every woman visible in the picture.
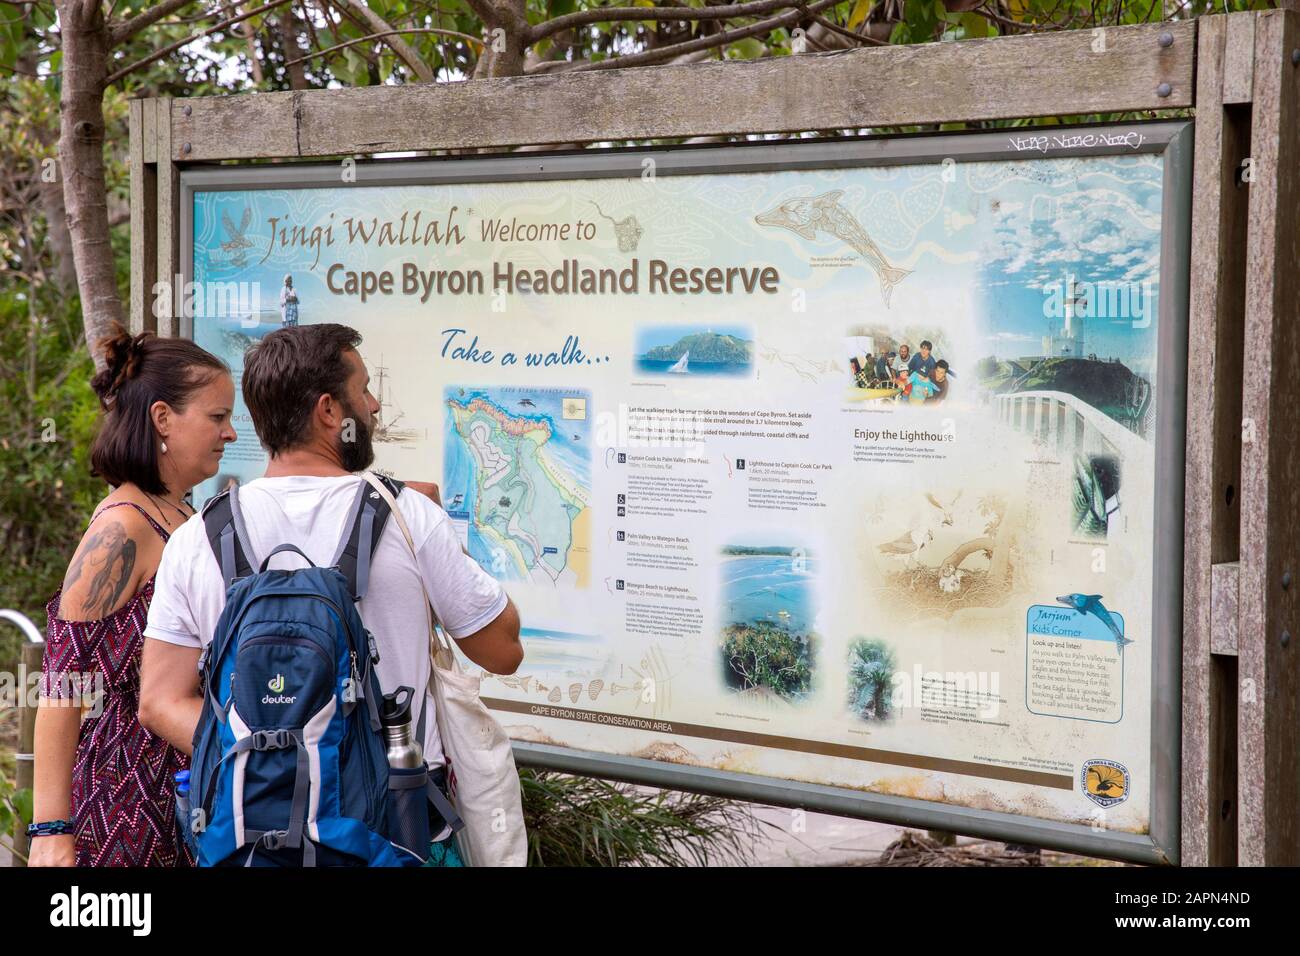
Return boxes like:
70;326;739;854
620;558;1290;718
280;274;299;328
30;327;236;867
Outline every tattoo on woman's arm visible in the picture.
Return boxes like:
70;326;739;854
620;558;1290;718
64;521;138;617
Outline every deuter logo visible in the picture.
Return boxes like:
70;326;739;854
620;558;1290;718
262;673;296;704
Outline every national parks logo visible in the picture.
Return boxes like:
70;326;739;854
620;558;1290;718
1081;758;1130;808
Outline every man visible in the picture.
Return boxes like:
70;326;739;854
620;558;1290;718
894;344;911;376
928;359;954;403
875;351;895;385
139;324;522;867
908;340;938;378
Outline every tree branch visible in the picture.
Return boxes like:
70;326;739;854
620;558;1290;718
326;0;435;82
806;12;887;46
529;0;817;44
286;26;481;67
104;0;297;86
546;0;845;74
108;0;199;45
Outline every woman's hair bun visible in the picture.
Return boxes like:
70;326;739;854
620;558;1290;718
90;324;152;408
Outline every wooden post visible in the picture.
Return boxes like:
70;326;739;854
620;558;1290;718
1237;6;1300;867
128;98;158;335
154;98;180;338
1182;12;1252;868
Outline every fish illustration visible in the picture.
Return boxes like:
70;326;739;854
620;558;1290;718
1056;593;1133;652
755;190;912;307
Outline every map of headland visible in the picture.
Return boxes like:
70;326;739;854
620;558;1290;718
444;387;591;587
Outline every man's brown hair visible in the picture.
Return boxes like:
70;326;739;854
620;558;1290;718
242;323;363;455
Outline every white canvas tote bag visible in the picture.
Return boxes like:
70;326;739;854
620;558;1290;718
363;472;528;867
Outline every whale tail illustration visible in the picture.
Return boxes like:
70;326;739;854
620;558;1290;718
879;265;913;308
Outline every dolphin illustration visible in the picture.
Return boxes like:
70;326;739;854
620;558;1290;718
755;190;912;307
1056;593;1133;652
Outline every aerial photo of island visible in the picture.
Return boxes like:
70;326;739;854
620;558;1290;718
634;324;754;377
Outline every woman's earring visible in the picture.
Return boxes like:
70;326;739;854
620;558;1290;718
161;441;168;454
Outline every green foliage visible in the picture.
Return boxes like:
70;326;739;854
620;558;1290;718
721;621;816;700
0;768;33;864
520;768;761;866
846;637;898;721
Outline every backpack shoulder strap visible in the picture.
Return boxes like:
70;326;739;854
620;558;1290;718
333;473;406;601
203;485;254;589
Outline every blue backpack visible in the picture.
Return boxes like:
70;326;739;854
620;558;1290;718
184;476;462;867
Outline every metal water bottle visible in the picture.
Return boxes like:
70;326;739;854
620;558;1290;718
379;686;422;768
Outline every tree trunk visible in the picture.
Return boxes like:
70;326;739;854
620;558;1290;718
278;5;308;89
471;0;528;79
56;0;122;370
38;174;79;294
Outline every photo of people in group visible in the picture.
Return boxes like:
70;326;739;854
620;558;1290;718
843;324;955;406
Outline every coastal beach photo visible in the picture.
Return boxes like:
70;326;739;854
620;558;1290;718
718;541;819;705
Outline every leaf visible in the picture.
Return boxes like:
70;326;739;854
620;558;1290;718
959;12;989;38
13;788;32;827
847;0;872;30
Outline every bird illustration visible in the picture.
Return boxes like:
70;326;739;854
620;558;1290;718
878;528;932;569
1056;593;1133;652
220;207;253;265
925;490;963;526
1085;764;1127;800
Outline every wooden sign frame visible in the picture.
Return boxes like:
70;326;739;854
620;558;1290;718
129;11;1300;866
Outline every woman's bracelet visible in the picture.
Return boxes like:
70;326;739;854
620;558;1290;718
27;819;73;837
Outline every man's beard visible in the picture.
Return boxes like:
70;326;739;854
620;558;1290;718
337;397;376;472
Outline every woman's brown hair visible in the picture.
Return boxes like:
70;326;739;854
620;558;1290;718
88;325;229;495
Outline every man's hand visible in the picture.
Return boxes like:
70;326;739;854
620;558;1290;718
404;480;441;507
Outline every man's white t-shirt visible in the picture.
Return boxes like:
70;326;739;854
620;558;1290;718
144;473;508;769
